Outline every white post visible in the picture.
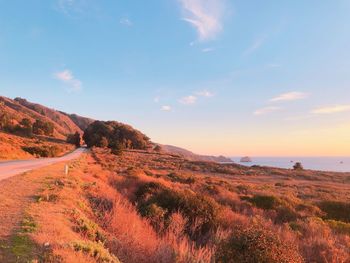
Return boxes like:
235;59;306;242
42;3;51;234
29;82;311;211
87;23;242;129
64;164;69;176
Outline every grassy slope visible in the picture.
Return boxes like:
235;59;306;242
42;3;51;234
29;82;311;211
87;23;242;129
0;96;94;139
0;132;75;160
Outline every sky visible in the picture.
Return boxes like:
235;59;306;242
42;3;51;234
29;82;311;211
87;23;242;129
0;0;350;156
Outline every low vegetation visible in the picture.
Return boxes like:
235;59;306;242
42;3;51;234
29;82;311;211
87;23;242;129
1;139;350;262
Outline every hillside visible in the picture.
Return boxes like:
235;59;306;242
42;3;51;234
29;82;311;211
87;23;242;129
161;144;232;163
0;96;232;163
0;96;92;160
0;96;93;139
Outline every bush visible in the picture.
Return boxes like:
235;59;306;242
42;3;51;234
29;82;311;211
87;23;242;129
326;220;350;235
135;182;221;238
293;162;304;170
72;241;120;263
245;195;282;210
17;118;33;137
216;226;303;263
154;145;162;152
32;119;54;136
318;201;350;223
22;145;61;157
243;195;298;223
66;132;81;147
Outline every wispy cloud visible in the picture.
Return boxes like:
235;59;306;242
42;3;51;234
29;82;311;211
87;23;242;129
154;96;160;103
161;105;172;112
254;106;281;116
53;69;82;92
56;0;85;15
179;0;225;42
179;95;197;105
201;47;214;53
243;36;266;56
196;90;214;97
270;92;309;102
266;63;281;69
120;18;133;26
311;105;350;114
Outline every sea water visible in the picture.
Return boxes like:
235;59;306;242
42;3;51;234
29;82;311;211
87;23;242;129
230;157;350;173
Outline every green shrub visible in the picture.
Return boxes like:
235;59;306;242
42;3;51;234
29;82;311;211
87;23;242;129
66;132;81;147
326;220;350;235
22;145;61;157
216;226;303;263
72;241;120;263
166;172;195;184
32;119;54;136
318;201;350;223
136;182;221;237
245;195;282;210
243;195;298;223
72;216;105;242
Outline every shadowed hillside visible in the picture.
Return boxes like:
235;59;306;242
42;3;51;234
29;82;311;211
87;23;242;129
0;96;93;139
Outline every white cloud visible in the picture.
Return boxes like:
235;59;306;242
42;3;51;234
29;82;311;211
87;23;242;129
161;105;172;111
270;92;309;102
311;105;350;114
243;36;266;56
53;69;82;92
196;90;214;97
120;18;133;26
201;47;214;53
179;0;225;42
179;95;197;105
254;106;281;116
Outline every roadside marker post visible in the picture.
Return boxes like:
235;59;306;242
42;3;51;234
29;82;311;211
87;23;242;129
64;164;69;176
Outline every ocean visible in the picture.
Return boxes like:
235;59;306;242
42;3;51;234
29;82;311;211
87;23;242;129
230;157;350;173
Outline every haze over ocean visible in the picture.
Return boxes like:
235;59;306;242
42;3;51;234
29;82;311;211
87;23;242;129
231;156;350;173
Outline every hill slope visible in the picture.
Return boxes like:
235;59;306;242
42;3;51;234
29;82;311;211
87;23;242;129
0;95;230;162
0;96;93;138
161;144;232;163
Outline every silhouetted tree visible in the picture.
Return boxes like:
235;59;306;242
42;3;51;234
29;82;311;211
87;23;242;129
66;132;81;147
83;121;150;152
293;162;304;170
154;145;162;152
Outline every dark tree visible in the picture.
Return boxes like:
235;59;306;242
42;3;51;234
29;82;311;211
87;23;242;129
32;119;54;136
293;162;304;170
0;112;10;130
19;118;33;136
154;145;162;152
83;121;150;152
66;132;81;147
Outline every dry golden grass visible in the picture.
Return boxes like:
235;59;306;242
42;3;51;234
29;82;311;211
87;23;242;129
0;132;75;160
1;147;349;262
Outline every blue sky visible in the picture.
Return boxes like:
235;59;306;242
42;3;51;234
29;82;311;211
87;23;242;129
1;0;350;156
